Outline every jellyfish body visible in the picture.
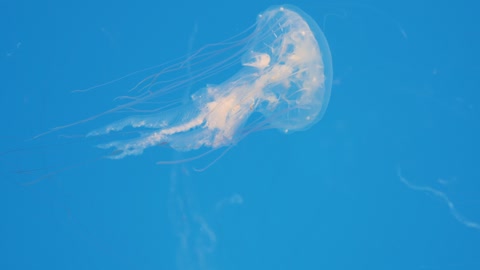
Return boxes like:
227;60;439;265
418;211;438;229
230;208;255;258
89;5;332;159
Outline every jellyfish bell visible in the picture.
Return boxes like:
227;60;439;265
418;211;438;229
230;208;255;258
248;5;333;134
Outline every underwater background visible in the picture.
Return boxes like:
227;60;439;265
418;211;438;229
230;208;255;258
1;0;479;269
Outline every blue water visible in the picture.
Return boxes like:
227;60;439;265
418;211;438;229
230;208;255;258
1;0;479;269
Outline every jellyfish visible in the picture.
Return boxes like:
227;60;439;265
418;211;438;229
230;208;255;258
81;5;333;159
